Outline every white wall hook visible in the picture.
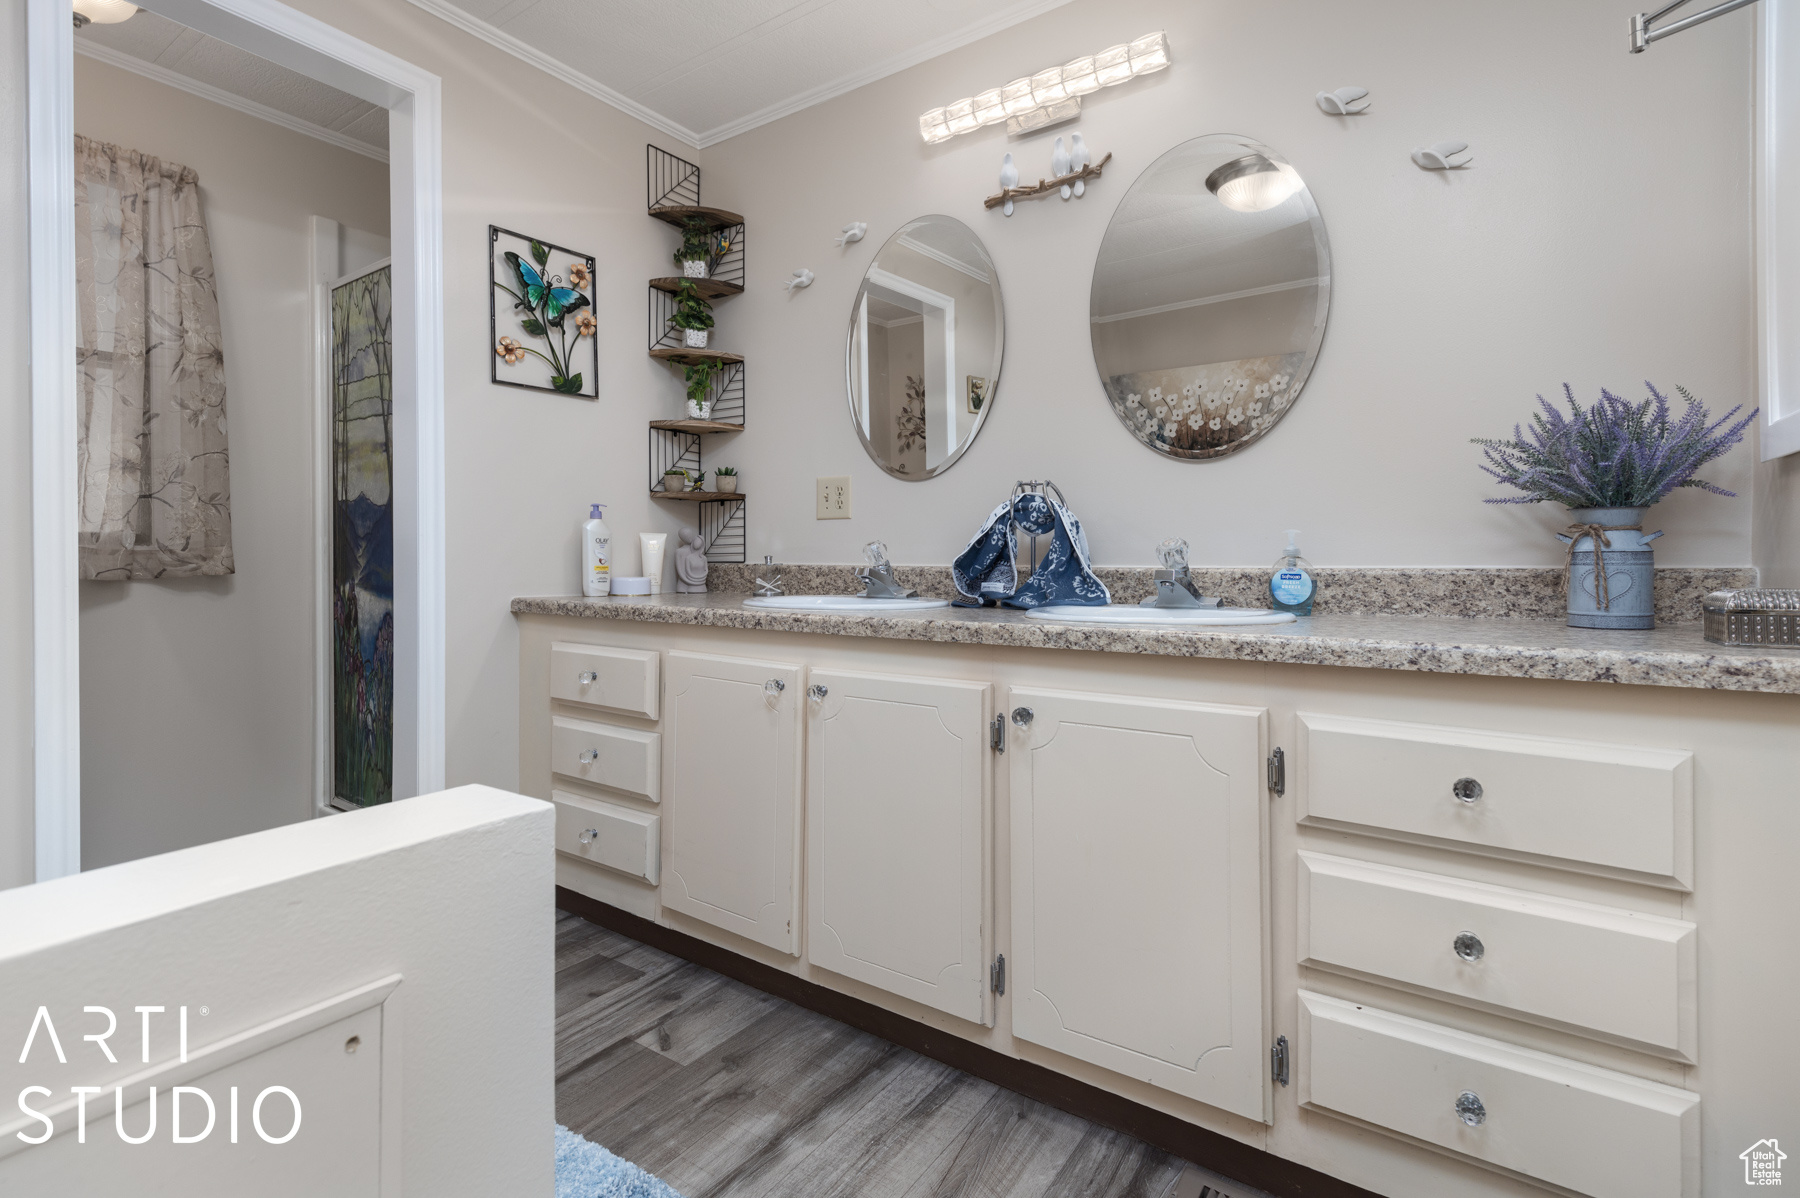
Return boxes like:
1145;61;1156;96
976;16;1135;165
1412;140;1473;170
998;152;1019;216
835;223;866;246
782;268;814;292
1316;86;1370;115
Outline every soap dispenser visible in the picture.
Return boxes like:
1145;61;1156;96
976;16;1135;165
1269;529;1315;616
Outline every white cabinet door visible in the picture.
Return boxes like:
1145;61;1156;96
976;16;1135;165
805;669;991;1024
1009;686;1270;1121
662;651;803;954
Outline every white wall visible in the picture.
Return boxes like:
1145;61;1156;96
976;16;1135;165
74;55;390;869
701;0;1760;568
1754;451;1800;586
0;0;33;890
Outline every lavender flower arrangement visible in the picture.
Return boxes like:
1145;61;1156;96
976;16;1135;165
1473;382;1755;508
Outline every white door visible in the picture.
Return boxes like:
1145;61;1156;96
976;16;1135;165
805;669;991;1023
662;651;803;954
1008;686;1271;1121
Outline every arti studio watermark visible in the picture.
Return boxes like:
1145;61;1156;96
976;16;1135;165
13;1005;301;1146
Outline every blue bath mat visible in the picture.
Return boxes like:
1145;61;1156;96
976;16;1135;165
555;1124;685;1198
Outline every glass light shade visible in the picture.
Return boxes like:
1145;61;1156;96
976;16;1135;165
1206;154;1304;213
1000;77;1038;116
1093;44;1133;87
1029;66;1068;106
972;88;1007;126
1061;55;1100;95
1128;30;1171;75
944;98;980;135
1005;96;1080;137
74;0;138;22
919;107;952;144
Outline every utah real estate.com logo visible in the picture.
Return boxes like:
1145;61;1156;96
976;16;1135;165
1742;1139;1786;1186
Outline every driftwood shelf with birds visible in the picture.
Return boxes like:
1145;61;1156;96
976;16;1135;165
984;151;1112;211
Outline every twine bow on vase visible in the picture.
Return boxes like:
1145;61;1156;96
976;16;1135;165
1561;523;1640;611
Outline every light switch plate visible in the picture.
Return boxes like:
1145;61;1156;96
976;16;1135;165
816;476;851;519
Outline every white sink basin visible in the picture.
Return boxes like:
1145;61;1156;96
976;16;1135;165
742;594;952;612
1024;604;1298;626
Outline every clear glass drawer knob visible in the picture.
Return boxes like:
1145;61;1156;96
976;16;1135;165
808;684;828;701
1452;777;1483;803
578;671;598;685
1011;707;1034;727
764;678;786;696
577;828;599;845
1453;932;1485;962
577;748;600;764
1455;1090;1486;1127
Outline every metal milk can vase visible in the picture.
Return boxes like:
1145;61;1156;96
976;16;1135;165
1558;506;1662;630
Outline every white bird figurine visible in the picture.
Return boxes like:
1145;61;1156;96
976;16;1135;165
999;152;1019;216
1069;132;1091;197
782;268;814;292
1315;86;1370;115
1411;140;1473;170
835;222;866;247
1053;136;1072;199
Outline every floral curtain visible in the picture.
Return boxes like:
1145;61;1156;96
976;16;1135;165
75;135;233;579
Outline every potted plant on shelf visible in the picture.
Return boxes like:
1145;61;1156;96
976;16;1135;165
662;467;688;493
684;359;720;420
671;278;714;349
675;216;715;279
1473;383;1754;629
714;466;738;494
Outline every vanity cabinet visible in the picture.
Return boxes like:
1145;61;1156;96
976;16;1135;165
1007;686;1272;1122
803;669;992;1024
660;650;803;954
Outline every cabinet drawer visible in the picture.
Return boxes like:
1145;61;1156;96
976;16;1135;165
553;790;659;883
1297;712;1693;886
550;642;659;718
1298;853;1695;1056
550;716;660;802
1299;991;1699;1198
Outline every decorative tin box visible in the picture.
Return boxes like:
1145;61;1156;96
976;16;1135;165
1702;590;1800;647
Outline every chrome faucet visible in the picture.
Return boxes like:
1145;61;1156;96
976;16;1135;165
857;541;917;599
1141;537;1222;609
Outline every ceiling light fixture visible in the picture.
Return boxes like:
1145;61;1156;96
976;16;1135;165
1205;153;1304;214
72;0;139;28
919;31;1170;144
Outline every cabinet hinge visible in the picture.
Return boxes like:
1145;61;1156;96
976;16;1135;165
1272;1034;1290;1086
990;714;1005;753
1267;747;1286;796
990;954;1006;995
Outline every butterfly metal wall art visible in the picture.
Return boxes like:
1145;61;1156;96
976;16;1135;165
489;225;599;396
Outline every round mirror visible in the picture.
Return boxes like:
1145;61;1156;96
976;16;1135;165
846;216;1004;479
1090;134;1330;460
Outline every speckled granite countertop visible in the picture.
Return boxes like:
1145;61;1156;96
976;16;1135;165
511;593;1800;696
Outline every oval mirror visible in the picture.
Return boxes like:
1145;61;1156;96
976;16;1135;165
846;216;1004;479
1090;134;1330;459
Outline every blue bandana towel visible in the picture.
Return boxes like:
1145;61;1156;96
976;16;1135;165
952;493;1110;608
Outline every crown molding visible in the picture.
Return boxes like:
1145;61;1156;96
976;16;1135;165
895;232;992;284
74;37;390;162
405;0;1077;149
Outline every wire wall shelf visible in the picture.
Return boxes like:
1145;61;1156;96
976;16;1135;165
646;144;747;565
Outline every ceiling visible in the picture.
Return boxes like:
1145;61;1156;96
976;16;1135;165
407;0;1077;147
76;10;388;160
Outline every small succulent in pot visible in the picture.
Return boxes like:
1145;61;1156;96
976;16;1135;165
1473;382;1755;629
714;465;738;494
662;467;688;492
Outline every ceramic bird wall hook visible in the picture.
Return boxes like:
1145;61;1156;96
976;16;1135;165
782;268;814;292
1053;136;1072;199
1316;86;1370;115
835;222;866;247
998;152;1019;216
1412;140;1473;170
1069;133;1091;197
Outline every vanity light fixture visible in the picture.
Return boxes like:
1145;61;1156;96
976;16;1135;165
919;31;1170;144
1205;153;1304;213
1630;0;1760;52
72;0;139;26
